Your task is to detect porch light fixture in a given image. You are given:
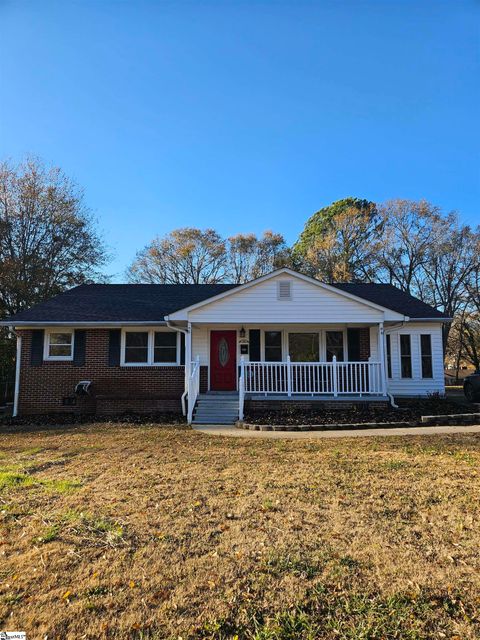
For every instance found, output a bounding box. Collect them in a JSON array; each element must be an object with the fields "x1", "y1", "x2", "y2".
[{"x1": 239, "y1": 326, "x2": 246, "y2": 339}]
